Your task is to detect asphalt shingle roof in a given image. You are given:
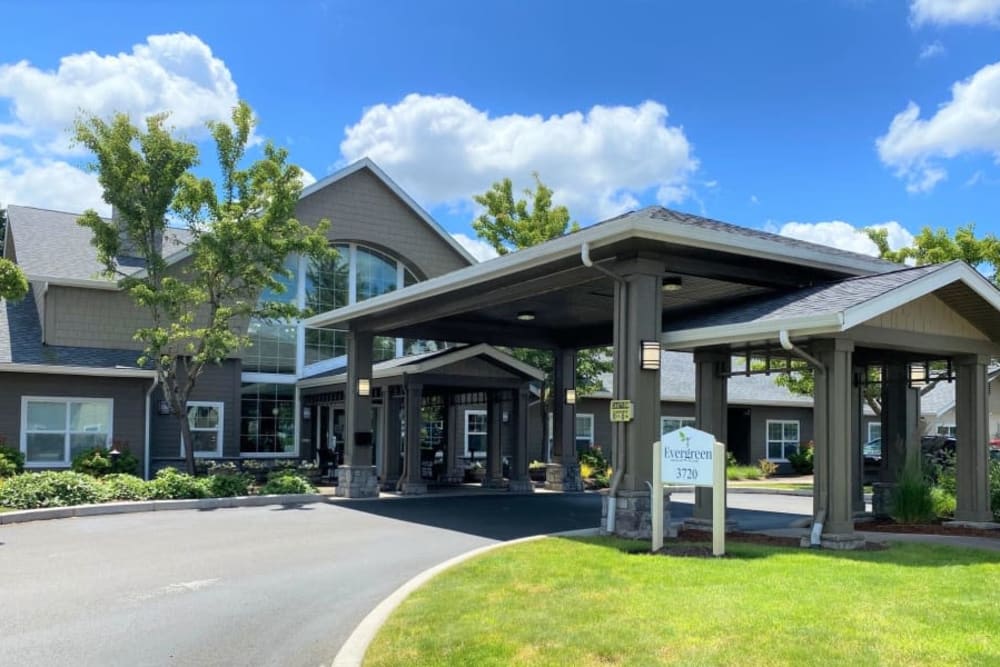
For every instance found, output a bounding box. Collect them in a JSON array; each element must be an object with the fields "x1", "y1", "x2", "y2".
[{"x1": 6, "y1": 205, "x2": 192, "y2": 282}]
